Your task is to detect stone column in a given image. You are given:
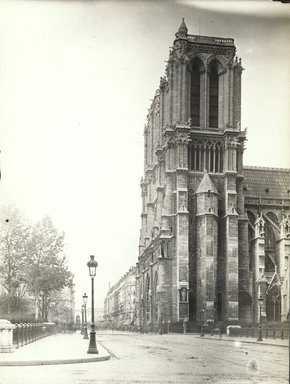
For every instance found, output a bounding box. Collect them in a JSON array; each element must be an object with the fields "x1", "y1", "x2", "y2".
[
  {"x1": 0, "y1": 320, "x2": 15, "y2": 353},
  {"x1": 160, "y1": 136, "x2": 175, "y2": 239},
  {"x1": 220, "y1": 173, "x2": 239, "y2": 322},
  {"x1": 252, "y1": 215, "x2": 266, "y2": 322},
  {"x1": 175, "y1": 128, "x2": 190, "y2": 321},
  {"x1": 233, "y1": 58, "x2": 243, "y2": 129},
  {"x1": 278, "y1": 216, "x2": 290, "y2": 321},
  {"x1": 228, "y1": 64, "x2": 234, "y2": 127},
  {"x1": 195, "y1": 174, "x2": 219, "y2": 321},
  {"x1": 158, "y1": 256, "x2": 173, "y2": 323}
]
